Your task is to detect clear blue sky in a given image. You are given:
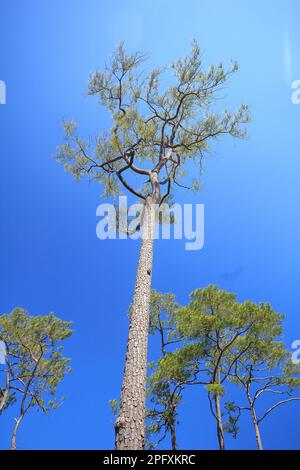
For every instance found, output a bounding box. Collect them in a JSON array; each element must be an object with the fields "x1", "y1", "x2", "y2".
[{"x1": 1, "y1": 0, "x2": 300, "y2": 450}]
